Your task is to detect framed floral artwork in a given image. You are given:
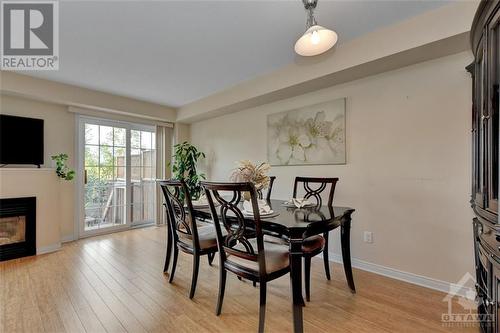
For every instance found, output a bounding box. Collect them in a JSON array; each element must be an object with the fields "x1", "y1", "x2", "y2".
[{"x1": 267, "y1": 98, "x2": 346, "y2": 165}]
